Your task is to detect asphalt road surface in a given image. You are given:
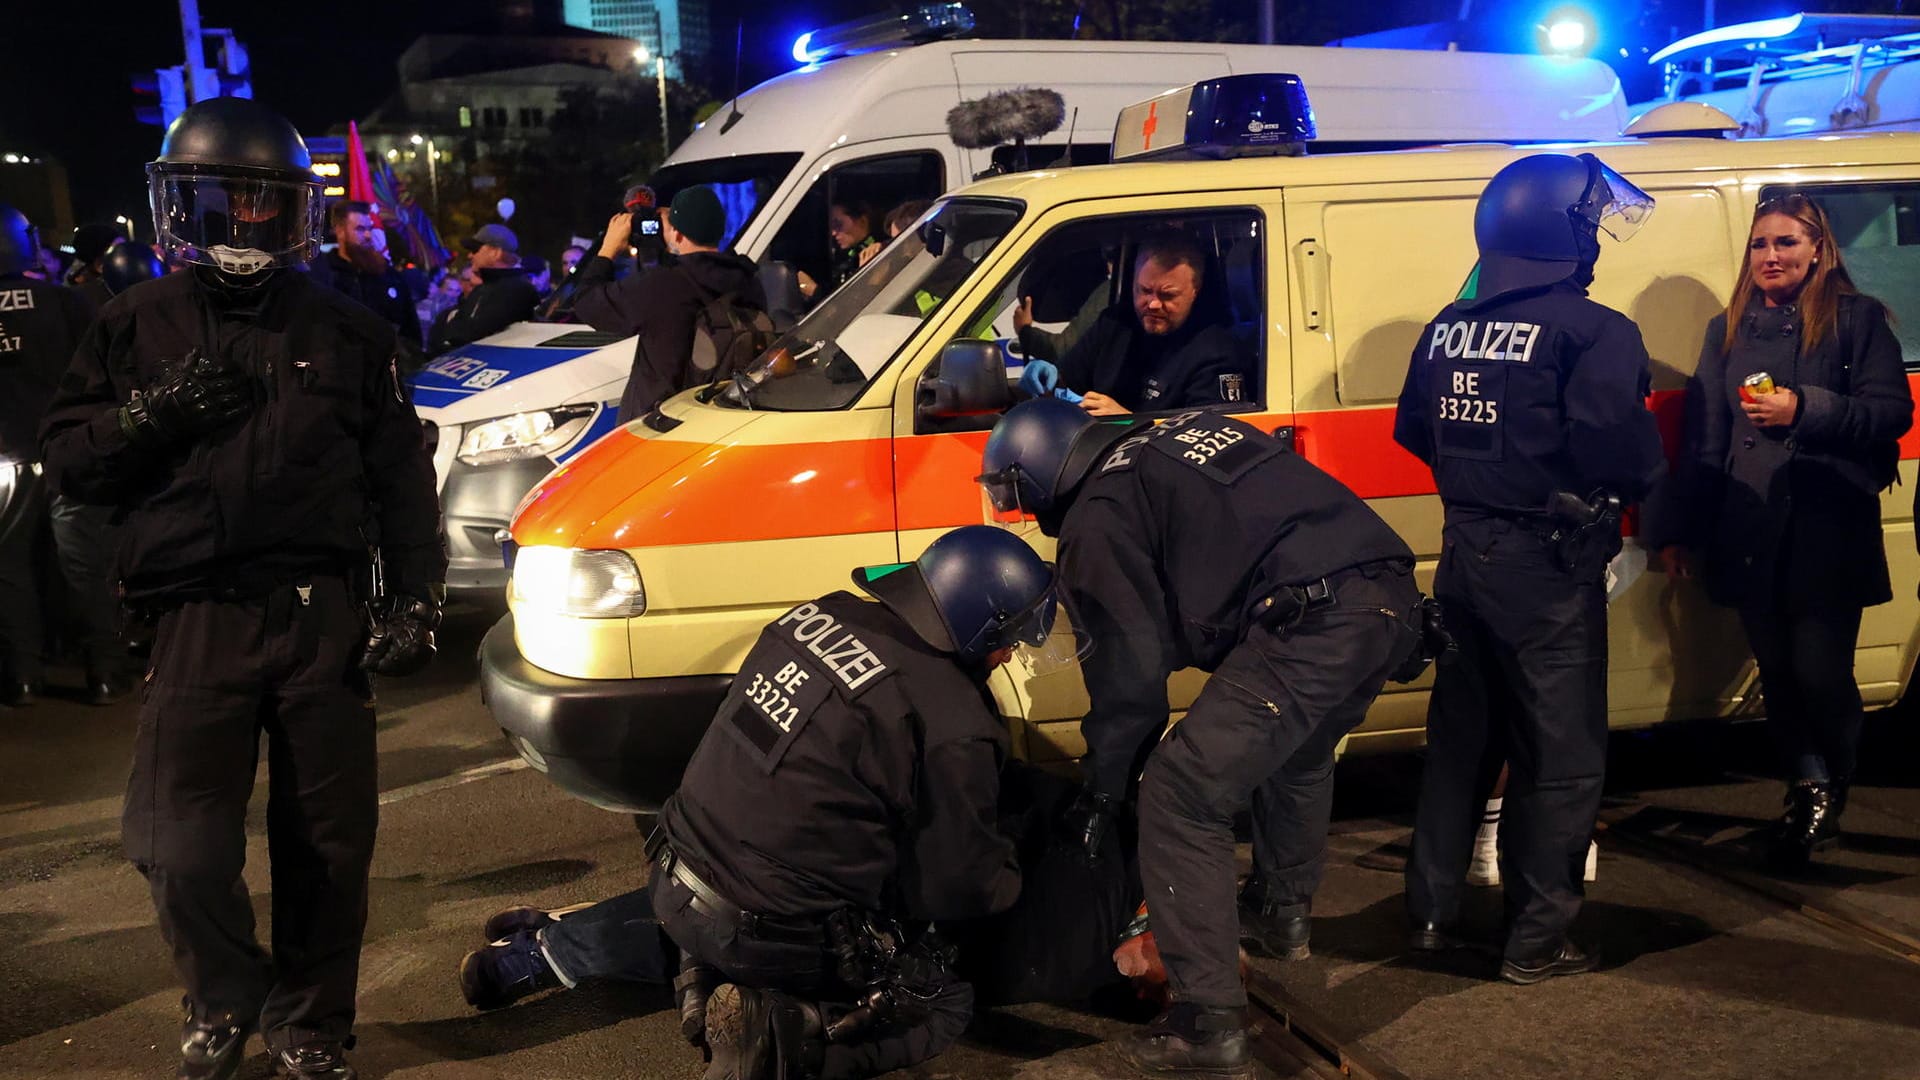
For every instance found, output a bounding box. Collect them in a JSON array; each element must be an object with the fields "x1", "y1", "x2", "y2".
[{"x1": 4, "y1": 604, "x2": 1917, "y2": 1079}]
